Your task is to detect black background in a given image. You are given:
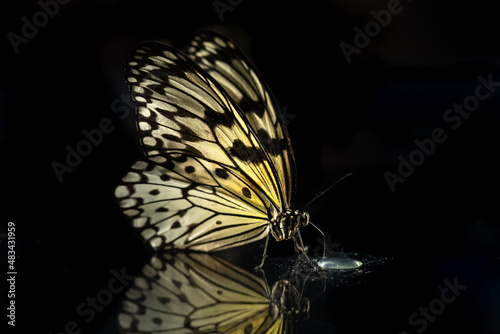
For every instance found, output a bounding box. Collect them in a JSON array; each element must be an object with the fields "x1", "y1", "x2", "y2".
[{"x1": 1, "y1": 0, "x2": 500, "y2": 333}]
